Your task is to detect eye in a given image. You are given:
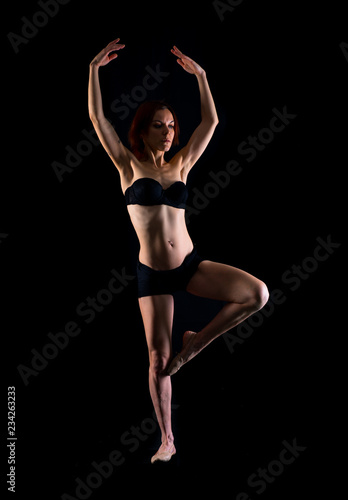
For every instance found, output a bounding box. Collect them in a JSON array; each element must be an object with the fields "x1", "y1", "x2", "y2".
[
  {"x1": 153, "y1": 123, "x2": 162, "y2": 128},
  {"x1": 169, "y1": 125, "x2": 174, "y2": 129}
]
